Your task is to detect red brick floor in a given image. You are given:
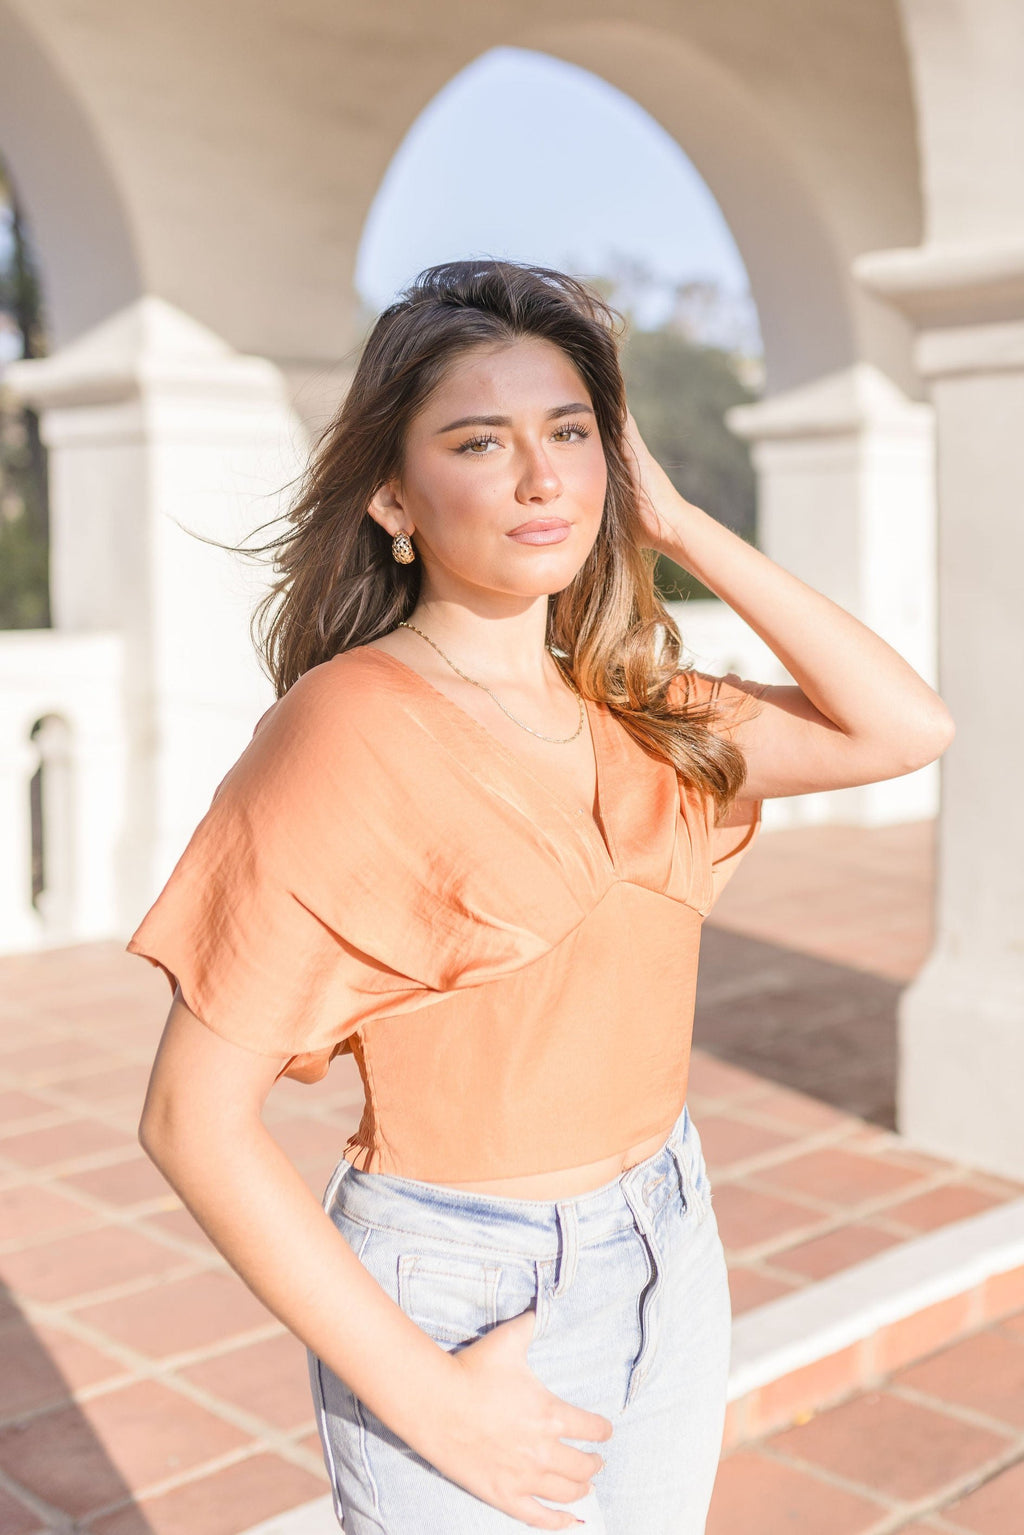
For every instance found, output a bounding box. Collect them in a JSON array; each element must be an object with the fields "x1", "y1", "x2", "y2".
[
  {"x1": 709, "y1": 1307, "x2": 1024, "y2": 1533},
  {"x1": 2, "y1": 819, "x2": 1022, "y2": 1533},
  {"x1": 684, "y1": 1051, "x2": 1023, "y2": 1321},
  {"x1": 0, "y1": 950, "x2": 348, "y2": 1535}
]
